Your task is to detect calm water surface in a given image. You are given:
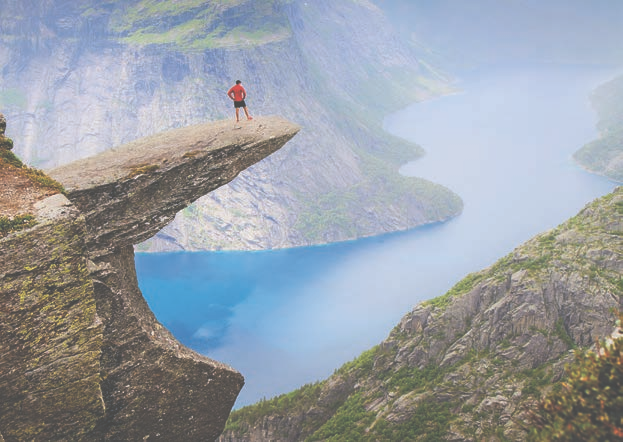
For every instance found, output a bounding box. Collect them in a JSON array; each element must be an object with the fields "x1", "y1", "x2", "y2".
[{"x1": 137, "y1": 66, "x2": 617, "y2": 407}]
